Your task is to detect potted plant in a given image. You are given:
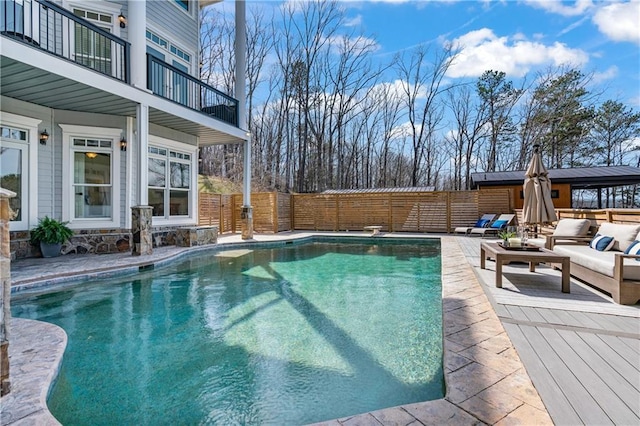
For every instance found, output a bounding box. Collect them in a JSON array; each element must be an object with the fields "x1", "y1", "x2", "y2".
[
  {"x1": 30, "y1": 216, "x2": 74, "y2": 258},
  {"x1": 498, "y1": 229, "x2": 516, "y2": 247}
]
